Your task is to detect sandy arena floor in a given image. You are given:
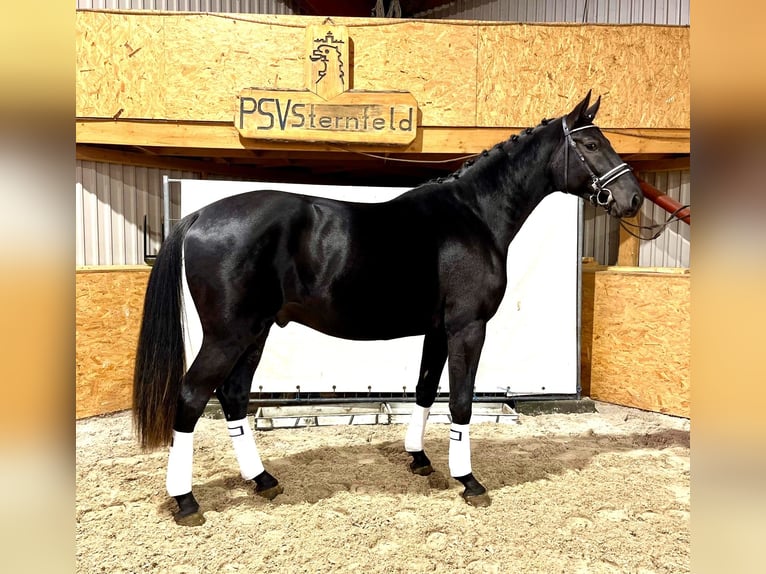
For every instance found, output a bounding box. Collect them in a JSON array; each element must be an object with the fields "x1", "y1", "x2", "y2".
[{"x1": 76, "y1": 402, "x2": 689, "y2": 573}]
